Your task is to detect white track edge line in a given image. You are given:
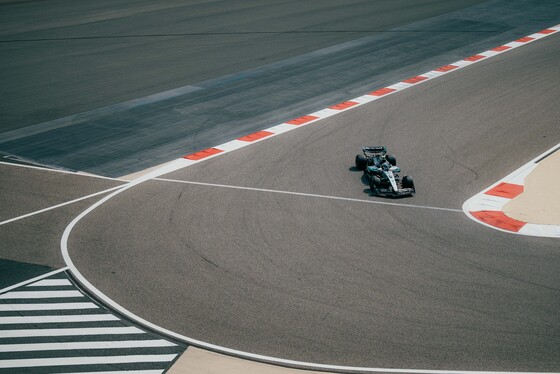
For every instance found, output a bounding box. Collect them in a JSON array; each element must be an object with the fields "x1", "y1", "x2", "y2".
[
  {"x1": 0, "y1": 185, "x2": 126, "y2": 226},
  {"x1": 0, "y1": 339, "x2": 176, "y2": 352},
  {"x1": 27, "y1": 279, "x2": 72, "y2": 287},
  {"x1": 0, "y1": 290, "x2": 84, "y2": 299},
  {"x1": 153, "y1": 178, "x2": 462, "y2": 213},
  {"x1": 0, "y1": 326, "x2": 145, "y2": 338},
  {"x1": 0, "y1": 354, "x2": 178, "y2": 368},
  {"x1": 0, "y1": 302, "x2": 98, "y2": 311},
  {"x1": 0, "y1": 314, "x2": 119, "y2": 324},
  {"x1": 59, "y1": 25, "x2": 560, "y2": 374}
]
